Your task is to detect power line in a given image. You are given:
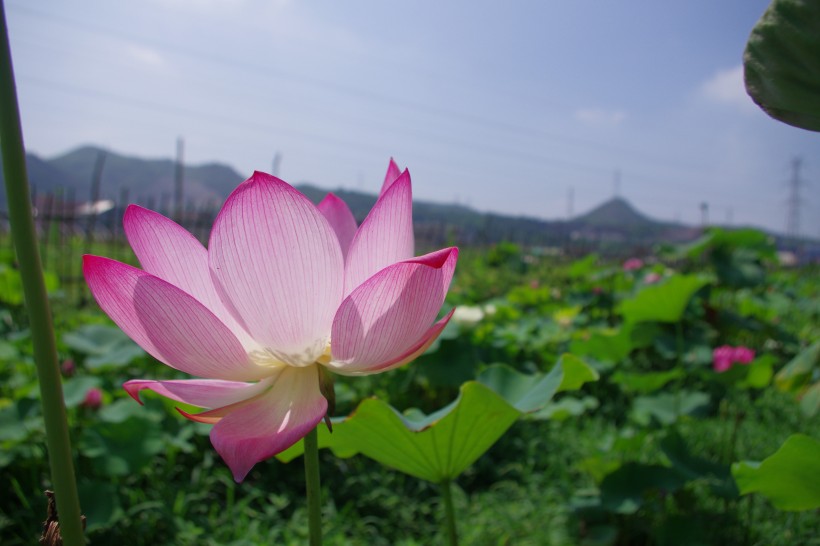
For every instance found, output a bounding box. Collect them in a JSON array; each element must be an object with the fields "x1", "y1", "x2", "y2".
[
  {"x1": 7, "y1": 2, "x2": 709, "y2": 172},
  {"x1": 18, "y1": 70, "x2": 788, "y2": 224}
]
